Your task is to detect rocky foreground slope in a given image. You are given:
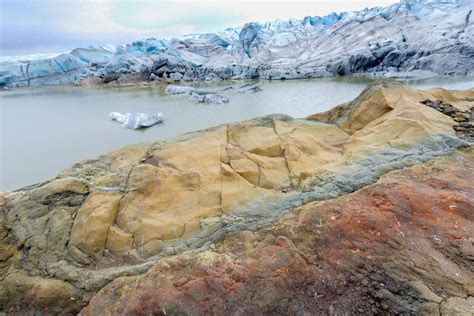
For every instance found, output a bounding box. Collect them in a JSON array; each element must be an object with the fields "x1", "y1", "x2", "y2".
[
  {"x1": 1, "y1": 0, "x2": 473, "y2": 87},
  {"x1": 1, "y1": 80, "x2": 473, "y2": 314}
]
